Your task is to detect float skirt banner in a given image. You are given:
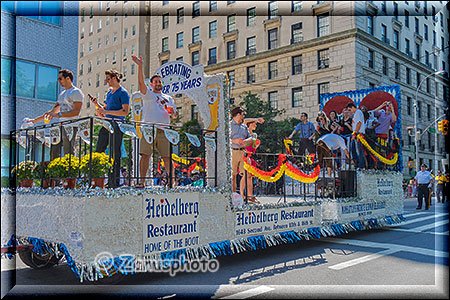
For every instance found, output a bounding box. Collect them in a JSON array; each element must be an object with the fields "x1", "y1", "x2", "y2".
[
  {"x1": 143, "y1": 193, "x2": 200, "y2": 254},
  {"x1": 234, "y1": 205, "x2": 321, "y2": 238}
]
